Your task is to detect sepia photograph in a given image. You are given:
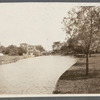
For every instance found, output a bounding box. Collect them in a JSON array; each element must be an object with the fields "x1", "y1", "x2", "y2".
[{"x1": 0, "y1": 3, "x2": 100, "y2": 96}]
